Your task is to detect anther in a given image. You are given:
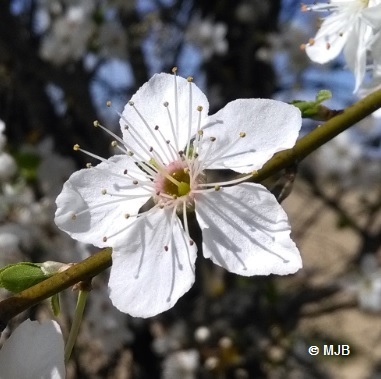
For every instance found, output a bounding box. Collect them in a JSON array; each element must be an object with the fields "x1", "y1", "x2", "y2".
[
  {"x1": 73, "y1": 144, "x2": 80, "y2": 151},
  {"x1": 106, "y1": 100, "x2": 112, "y2": 107},
  {"x1": 209, "y1": 137, "x2": 216, "y2": 142},
  {"x1": 124, "y1": 124, "x2": 129, "y2": 130},
  {"x1": 214, "y1": 185, "x2": 221, "y2": 191},
  {"x1": 149, "y1": 146, "x2": 154, "y2": 152},
  {"x1": 309, "y1": 38, "x2": 315, "y2": 46},
  {"x1": 166, "y1": 140, "x2": 170, "y2": 144},
  {"x1": 154, "y1": 125, "x2": 159, "y2": 130},
  {"x1": 239, "y1": 132, "x2": 246, "y2": 138},
  {"x1": 125, "y1": 213, "x2": 130, "y2": 219},
  {"x1": 128, "y1": 151, "x2": 134, "y2": 156},
  {"x1": 164, "y1": 245, "x2": 169, "y2": 251},
  {"x1": 172, "y1": 67, "x2": 177, "y2": 73},
  {"x1": 101, "y1": 189, "x2": 107, "y2": 195},
  {"x1": 93, "y1": 120, "x2": 100, "y2": 127},
  {"x1": 133, "y1": 180, "x2": 138, "y2": 185},
  {"x1": 111, "y1": 141, "x2": 117, "y2": 147},
  {"x1": 128, "y1": 101, "x2": 134, "y2": 106},
  {"x1": 189, "y1": 240, "x2": 194, "y2": 246},
  {"x1": 103, "y1": 236, "x2": 108, "y2": 242},
  {"x1": 86, "y1": 163, "x2": 92, "y2": 168},
  {"x1": 326, "y1": 42, "x2": 331, "y2": 50},
  {"x1": 163, "y1": 101, "x2": 169, "y2": 107},
  {"x1": 71, "y1": 214, "x2": 77, "y2": 220},
  {"x1": 184, "y1": 168, "x2": 189, "y2": 174},
  {"x1": 197, "y1": 105, "x2": 203, "y2": 111},
  {"x1": 198, "y1": 130, "x2": 203, "y2": 136},
  {"x1": 187, "y1": 76, "x2": 193, "y2": 82},
  {"x1": 124, "y1": 169, "x2": 128, "y2": 174}
]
